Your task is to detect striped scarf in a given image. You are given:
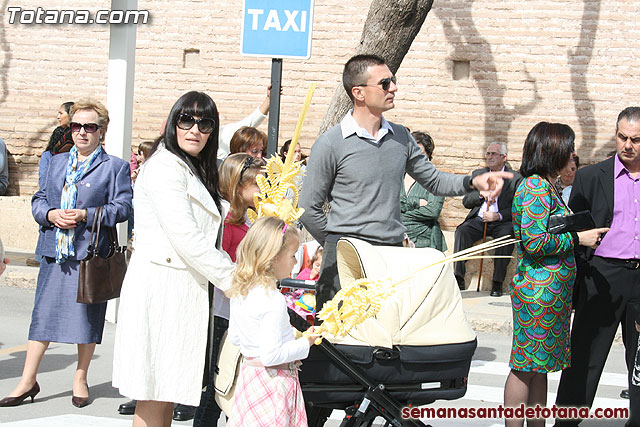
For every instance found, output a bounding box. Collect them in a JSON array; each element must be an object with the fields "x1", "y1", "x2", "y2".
[{"x1": 55, "y1": 145, "x2": 102, "y2": 264}]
